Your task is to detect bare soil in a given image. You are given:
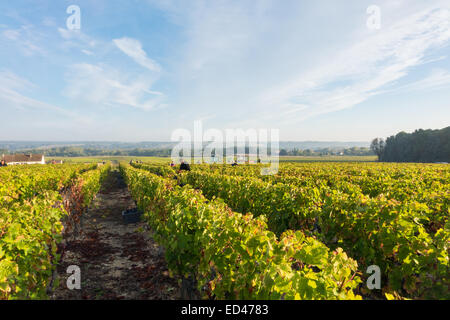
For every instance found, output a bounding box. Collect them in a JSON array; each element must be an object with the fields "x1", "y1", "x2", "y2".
[{"x1": 51, "y1": 169, "x2": 180, "y2": 300}]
